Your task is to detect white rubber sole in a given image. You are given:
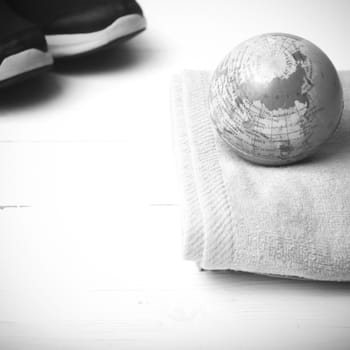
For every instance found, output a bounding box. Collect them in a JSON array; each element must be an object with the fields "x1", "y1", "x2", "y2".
[
  {"x1": 0, "y1": 49, "x2": 53, "y2": 84},
  {"x1": 46, "y1": 14, "x2": 146, "y2": 58}
]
